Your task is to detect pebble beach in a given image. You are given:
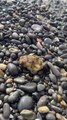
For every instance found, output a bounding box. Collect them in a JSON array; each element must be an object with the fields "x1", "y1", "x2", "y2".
[{"x1": 0, "y1": 0, "x2": 67, "y2": 120}]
